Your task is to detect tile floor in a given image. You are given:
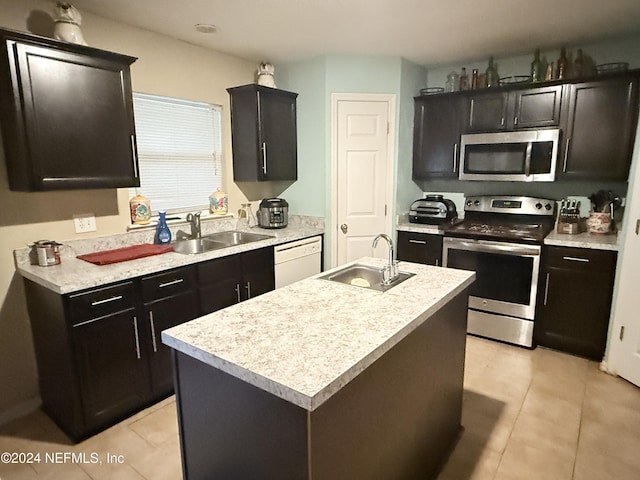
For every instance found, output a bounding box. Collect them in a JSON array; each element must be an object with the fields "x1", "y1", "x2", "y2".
[{"x1": 1, "y1": 336, "x2": 639, "y2": 479}]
